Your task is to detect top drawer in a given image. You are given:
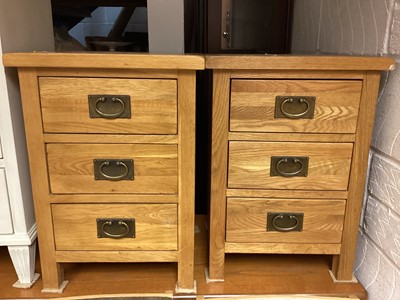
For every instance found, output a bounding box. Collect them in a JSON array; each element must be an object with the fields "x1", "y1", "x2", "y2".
[
  {"x1": 39, "y1": 77, "x2": 177, "y2": 134},
  {"x1": 230, "y1": 80, "x2": 362, "y2": 134}
]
